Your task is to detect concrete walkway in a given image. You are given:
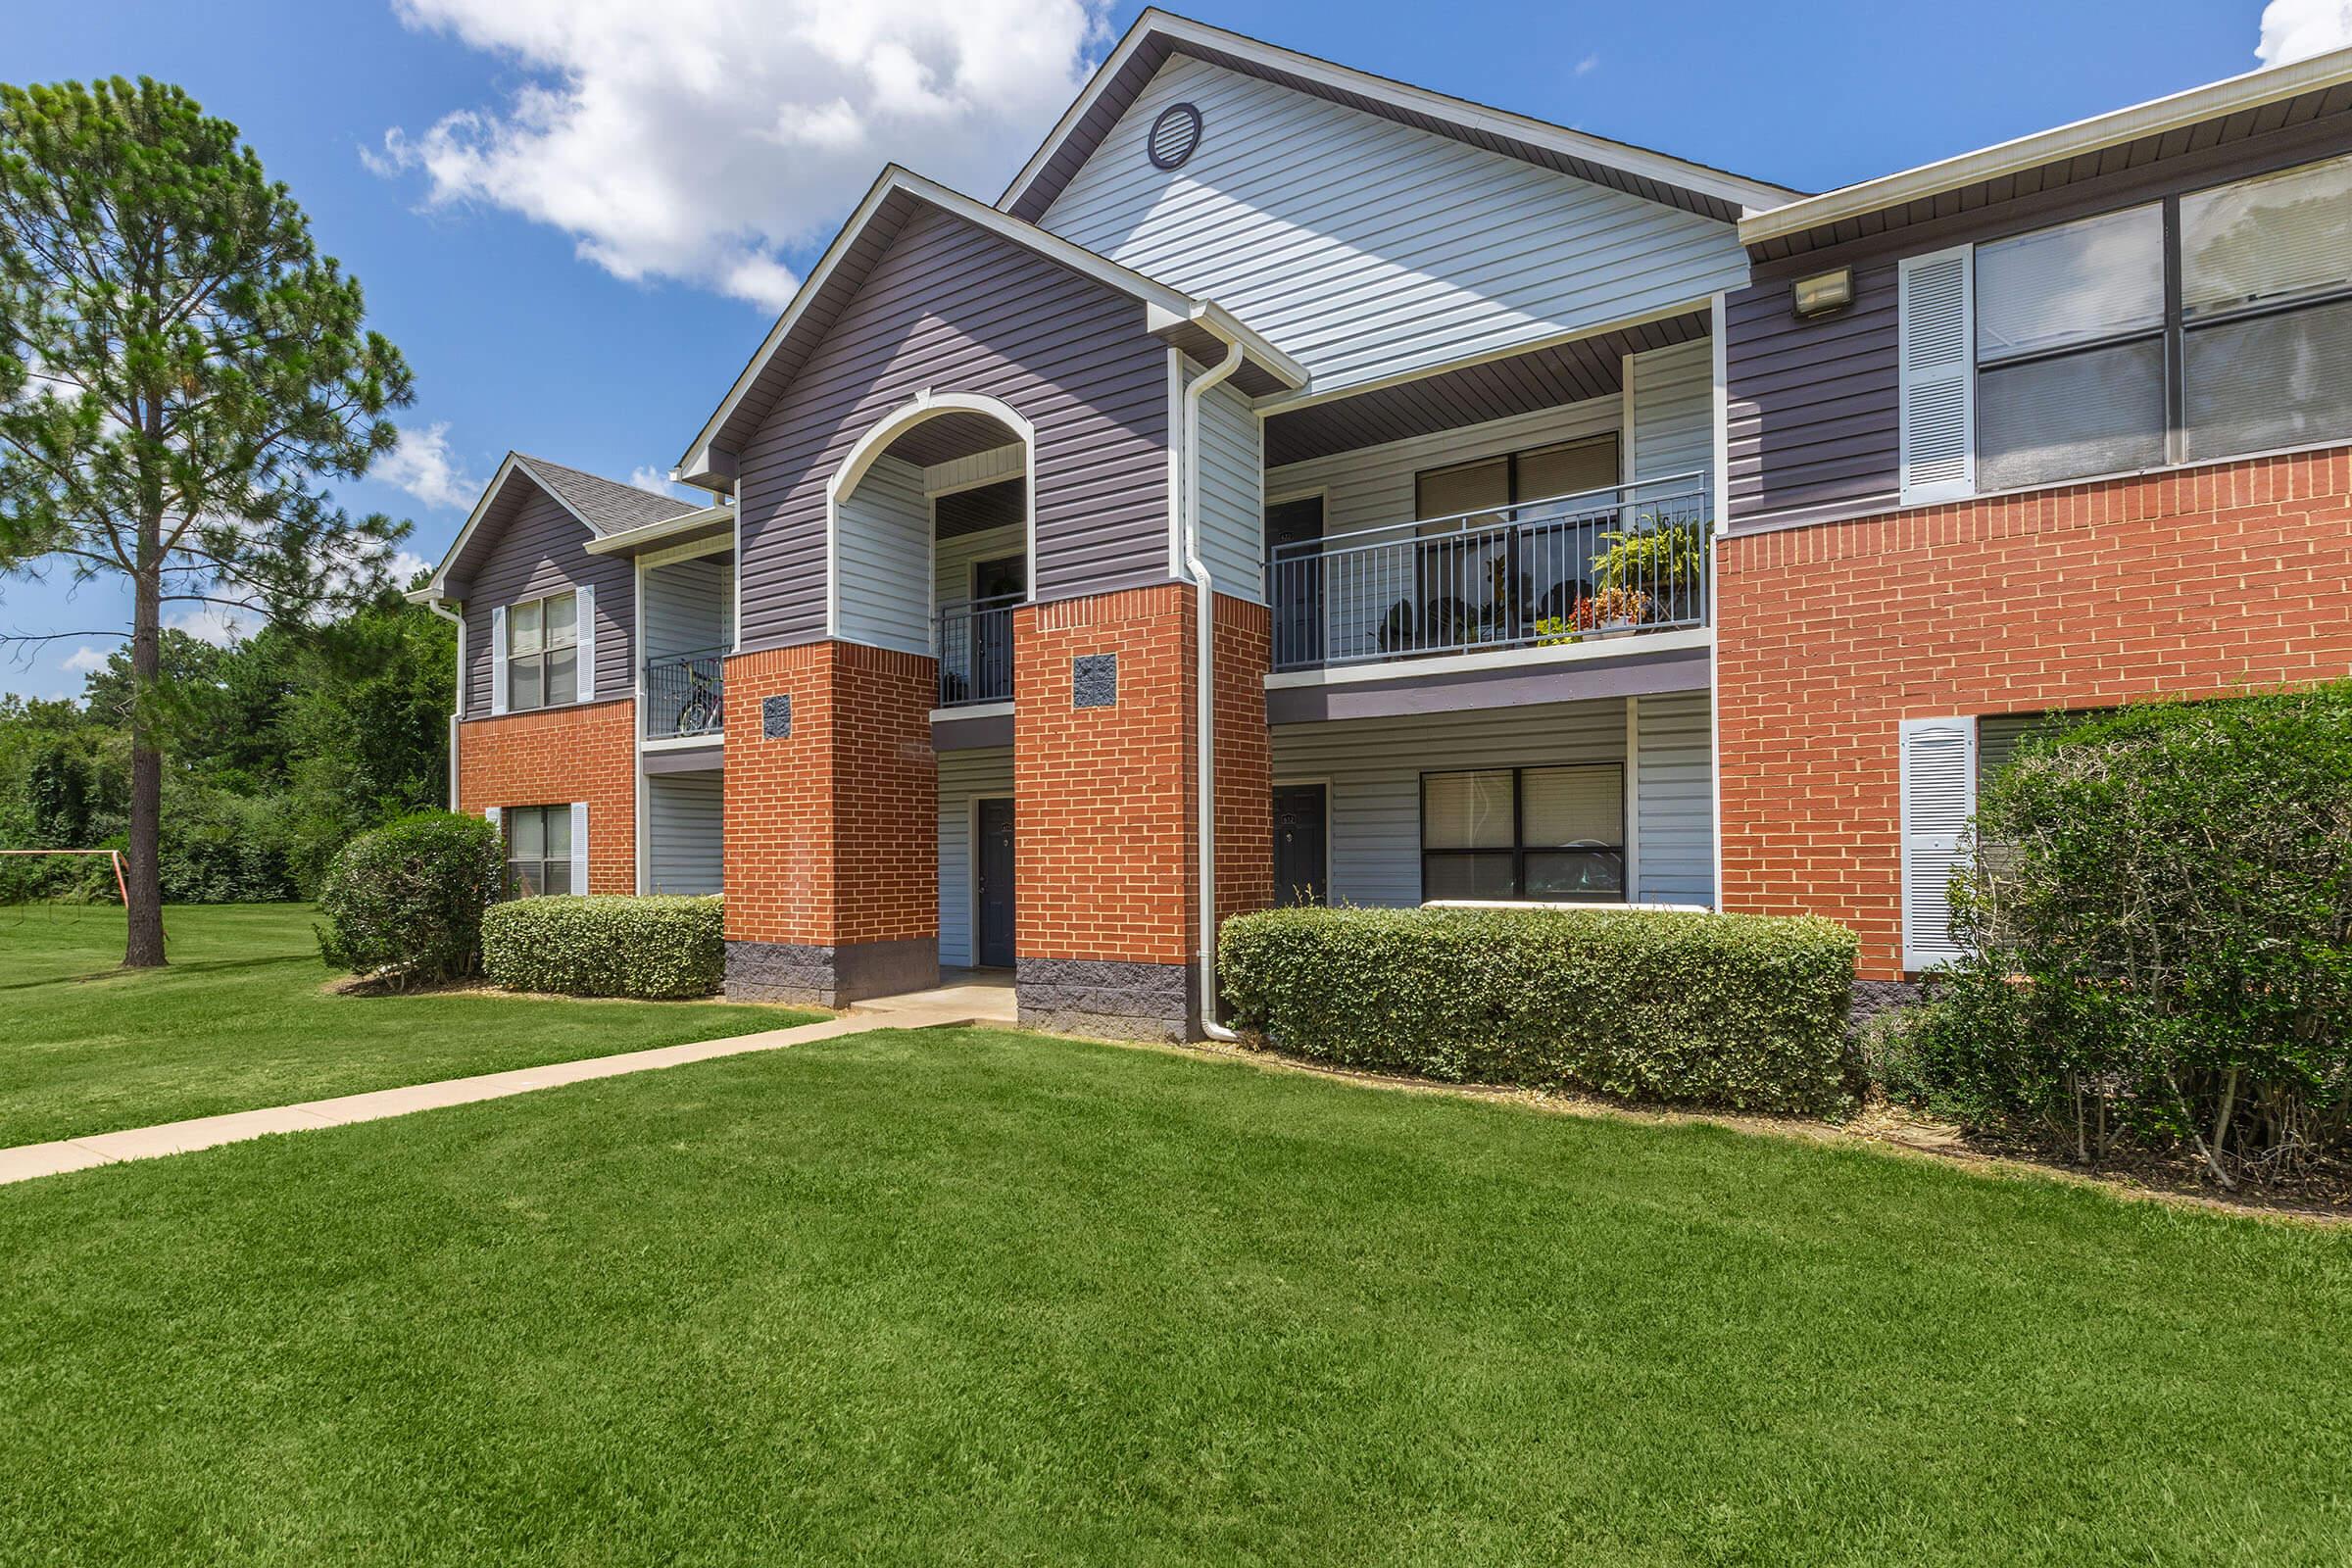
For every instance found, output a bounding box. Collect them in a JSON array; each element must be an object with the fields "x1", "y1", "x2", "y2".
[{"x1": 0, "y1": 977, "x2": 1018, "y2": 1188}]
